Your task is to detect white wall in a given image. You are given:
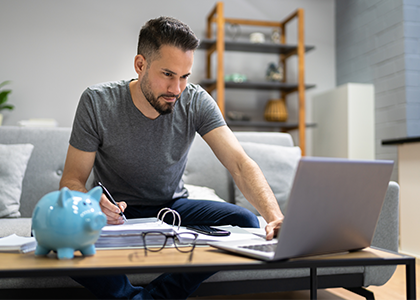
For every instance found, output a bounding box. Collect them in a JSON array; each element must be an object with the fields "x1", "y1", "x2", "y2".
[
  {"x1": 312, "y1": 83, "x2": 375, "y2": 159},
  {"x1": 0, "y1": 0, "x2": 335, "y2": 145}
]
